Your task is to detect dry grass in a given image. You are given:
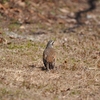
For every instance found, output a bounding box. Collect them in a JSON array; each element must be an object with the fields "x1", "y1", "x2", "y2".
[
  {"x1": 0, "y1": 25, "x2": 100, "y2": 100},
  {"x1": 0, "y1": 0, "x2": 100, "y2": 100}
]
